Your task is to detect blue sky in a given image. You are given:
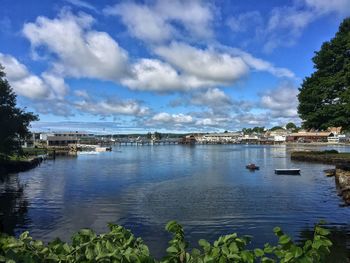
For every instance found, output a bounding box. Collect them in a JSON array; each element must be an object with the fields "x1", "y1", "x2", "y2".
[{"x1": 0, "y1": 0, "x2": 349, "y2": 134}]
